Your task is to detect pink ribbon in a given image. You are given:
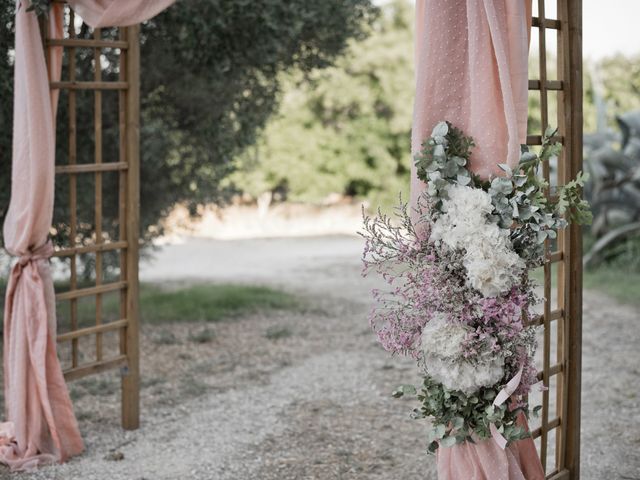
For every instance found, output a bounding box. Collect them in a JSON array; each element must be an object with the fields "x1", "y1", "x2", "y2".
[{"x1": 490, "y1": 366, "x2": 524, "y2": 449}]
